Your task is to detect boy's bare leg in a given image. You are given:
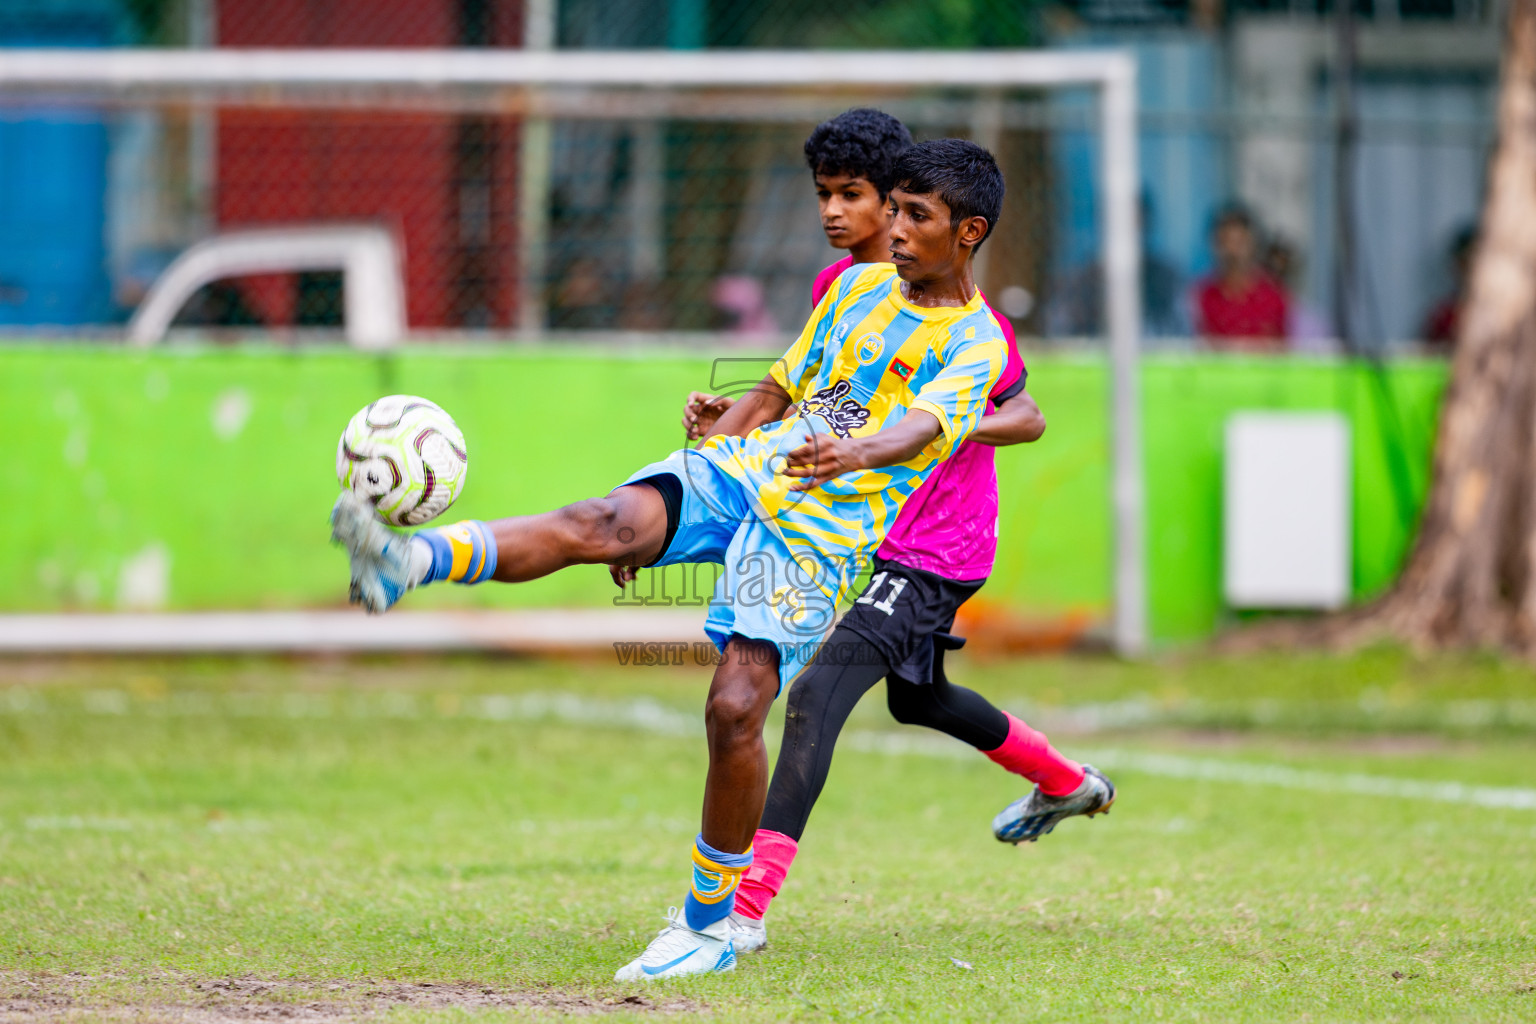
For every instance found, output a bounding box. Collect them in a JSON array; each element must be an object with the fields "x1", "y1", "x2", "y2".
[
  {"x1": 612, "y1": 635, "x2": 780, "y2": 982},
  {"x1": 487, "y1": 485, "x2": 669, "y2": 582},
  {"x1": 701, "y1": 637, "x2": 781, "y2": 853},
  {"x1": 331, "y1": 483, "x2": 670, "y2": 612}
]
